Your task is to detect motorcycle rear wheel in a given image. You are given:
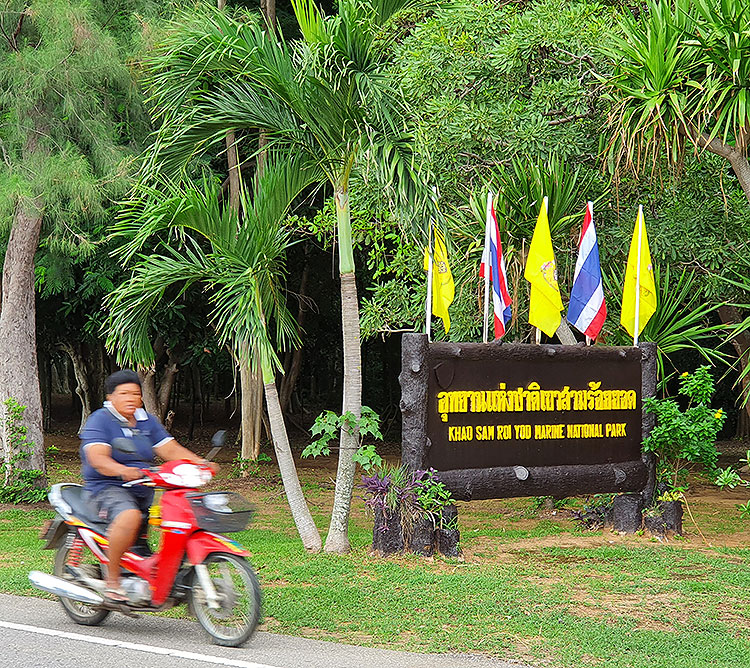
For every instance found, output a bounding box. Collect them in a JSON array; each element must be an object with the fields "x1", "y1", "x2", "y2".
[
  {"x1": 54, "y1": 539, "x2": 111, "y2": 626},
  {"x1": 189, "y1": 552, "x2": 261, "y2": 647}
]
